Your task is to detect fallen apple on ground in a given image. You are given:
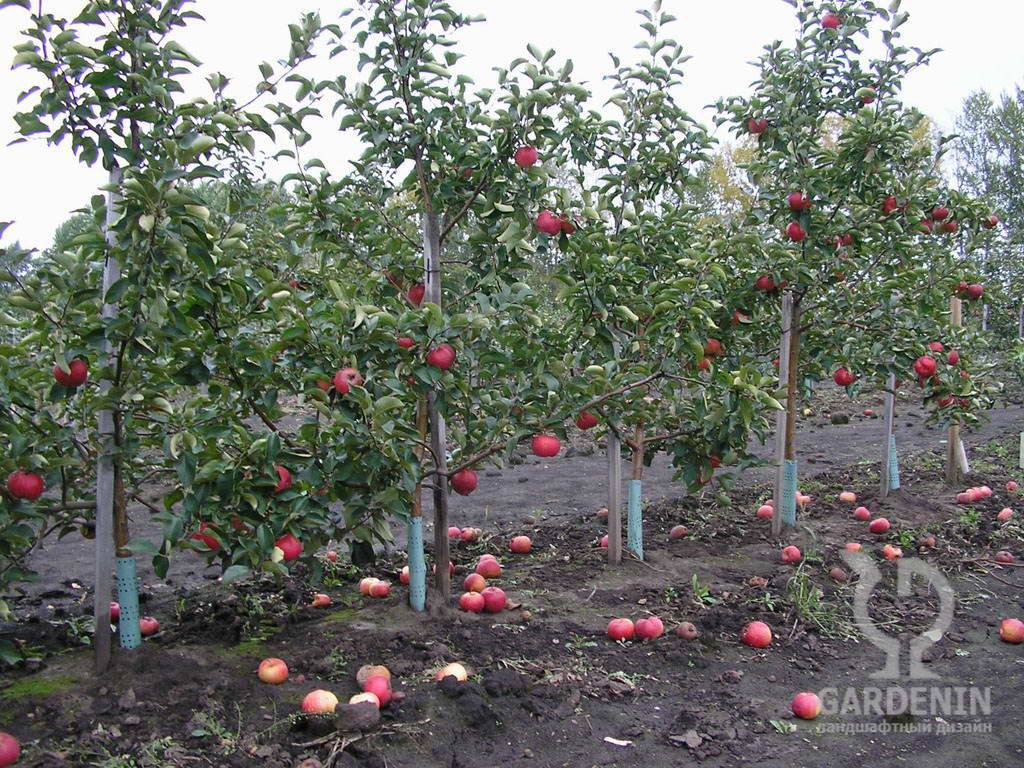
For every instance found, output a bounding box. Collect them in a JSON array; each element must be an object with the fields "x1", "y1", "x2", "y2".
[
  {"x1": 139, "y1": 616, "x2": 160, "y2": 636},
  {"x1": 995, "y1": 551, "x2": 1015, "y2": 565},
  {"x1": 635, "y1": 616, "x2": 664, "y2": 641},
  {"x1": 676, "y1": 622, "x2": 699, "y2": 640},
  {"x1": 464, "y1": 573, "x2": 486, "y2": 592},
  {"x1": 362, "y1": 675, "x2": 392, "y2": 706},
  {"x1": 599, "y1": 535, "x2": 609, "y2": 548},
  {"x1": 607, "y1": 618, "x2": 636, "y2": 641},
  {"x1": 356, "y1": 664, "x2": 390, "y2": 688},
  {"x1": 459, "y1": 591, "x2": 485, "y2": 613},
  {"x1": 669, "y1": 525, "x2": 688, "y2": 540},
  {"x1": 829, "y1": 567, "x2": 848, "y2": 583},
  {"x1": 844, "y1": 542, "x2": 862, "y2": 552},
  {"x1": 510, "y1": 535, "x2": 532, "y2": 554},
  {"x1": 999, "y1": 619, "x2": 1024, "y2": 644},
  {"x1": 0, "y1": 732, "x2": 19, "y2": 767},
  {"x1": 839, "y1": 491, "x2": 857, "y2": 503},
  {"x1": 436, "y1": 662, "x2": 468, "y2": 682},
  {"x1": 1007, "y1": 481, "x2": 1019, "y2": 493},
  {"x1": 882, "y1": 544, "x2": 902, "y2": 561},
  {"x1": 109, "y1": 601, "x2": 120, "y2": 622},
  {"x1": 311, "y1": 593, "x2": 331, "y2": 608},
  {"x1": 756, "y1": 505, "x2": 774, "y2": 520},
  {"x1": 853, "y1": 506, "x2": 871, "y2": 521},
  {"x1": 998, "y1": 508, "x2": 1014, "y2": 522},
  {"x1": 349, "y1": 691, "x2": 381, "y2": 708},
  {"x1": 481, "y1": 586, "x2": 507, "y2": 613},
  {"x1": 781, "y1": 545, "x2": 802, "y2": 564},
  {"x1": 369, "y1": 581, "x2": 391, "y2": 598},
  {"x1": 258, "y1": 658, "x2": 289, "y2": 685},
  {"x1": 740, "y1": 621, "x2": 772, "y2": 649},
  {"x1": 869, "y1": 518, "x2": 891, "y2": 534},
  {"x1": 475, "y1": 557, "x2": 501, "y2": 578},
  {"x1": 302, "y1": 689, "x2": 338, "y2": 714},
  {"x1": 791, "y1": 691, "x2": 822, "y2": 719},
  {"x1": 399, "y1": 566, "x2": 410, "y2": 585}
]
